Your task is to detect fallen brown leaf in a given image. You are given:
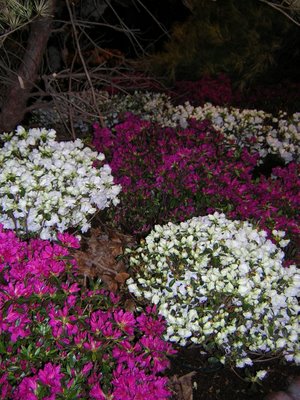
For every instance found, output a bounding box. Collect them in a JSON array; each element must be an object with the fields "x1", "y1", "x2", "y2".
[
  {"x1": 115, "y1": 272, "x2": 130, "y2": 283},
  {"x1": 124, "y1": 299, "x2": 137, "y2": 313},
  {"x1": 170, "y1": 371, "x2": 197, "y2": 400}
]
